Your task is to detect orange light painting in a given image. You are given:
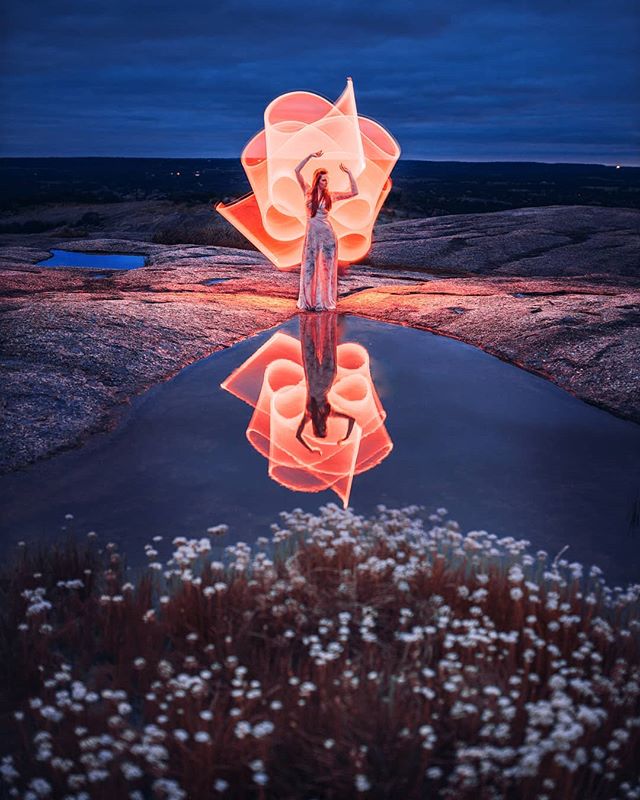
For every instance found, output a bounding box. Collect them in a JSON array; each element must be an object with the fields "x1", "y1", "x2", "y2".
[
  {"x1": 215, "y1": 77, "x2": 400, "y2": 270},
  {"x1": 220, "y1": 314, "x2": 393, "y2": 508}
]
